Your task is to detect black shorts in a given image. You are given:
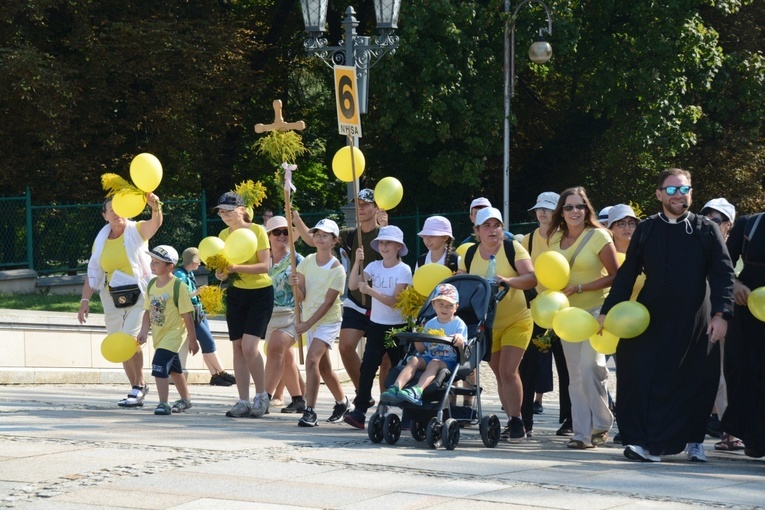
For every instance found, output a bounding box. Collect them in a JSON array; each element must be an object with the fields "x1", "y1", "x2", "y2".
[
  {"x1": 341, "y1": 306, "x2": 371, "y2": 332},
  {"x1": 226, "y1": 285, "x2": 274, "y2": 341},
  {"x1": 151, "y1": 348, "x2": 183, "y2": 378}
]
